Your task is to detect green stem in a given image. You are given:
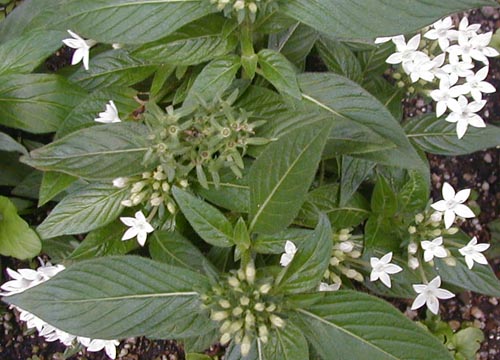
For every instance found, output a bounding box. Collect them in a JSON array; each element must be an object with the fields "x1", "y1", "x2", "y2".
[
  {"x1": 240, "y1": 19, "x2": 255, "y2": 57},
  {"x1": 418, "y1": 261, "x2": 428, "y2": 283},
  {"x1": 147, "y1": 206, "x2": 159, "y2": 222}
]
